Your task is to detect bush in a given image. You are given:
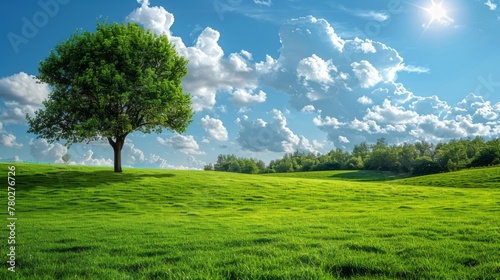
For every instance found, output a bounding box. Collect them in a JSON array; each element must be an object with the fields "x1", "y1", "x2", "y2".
[{"x1": 412, "y1": 157, "x2": 443, "y2": 176}]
